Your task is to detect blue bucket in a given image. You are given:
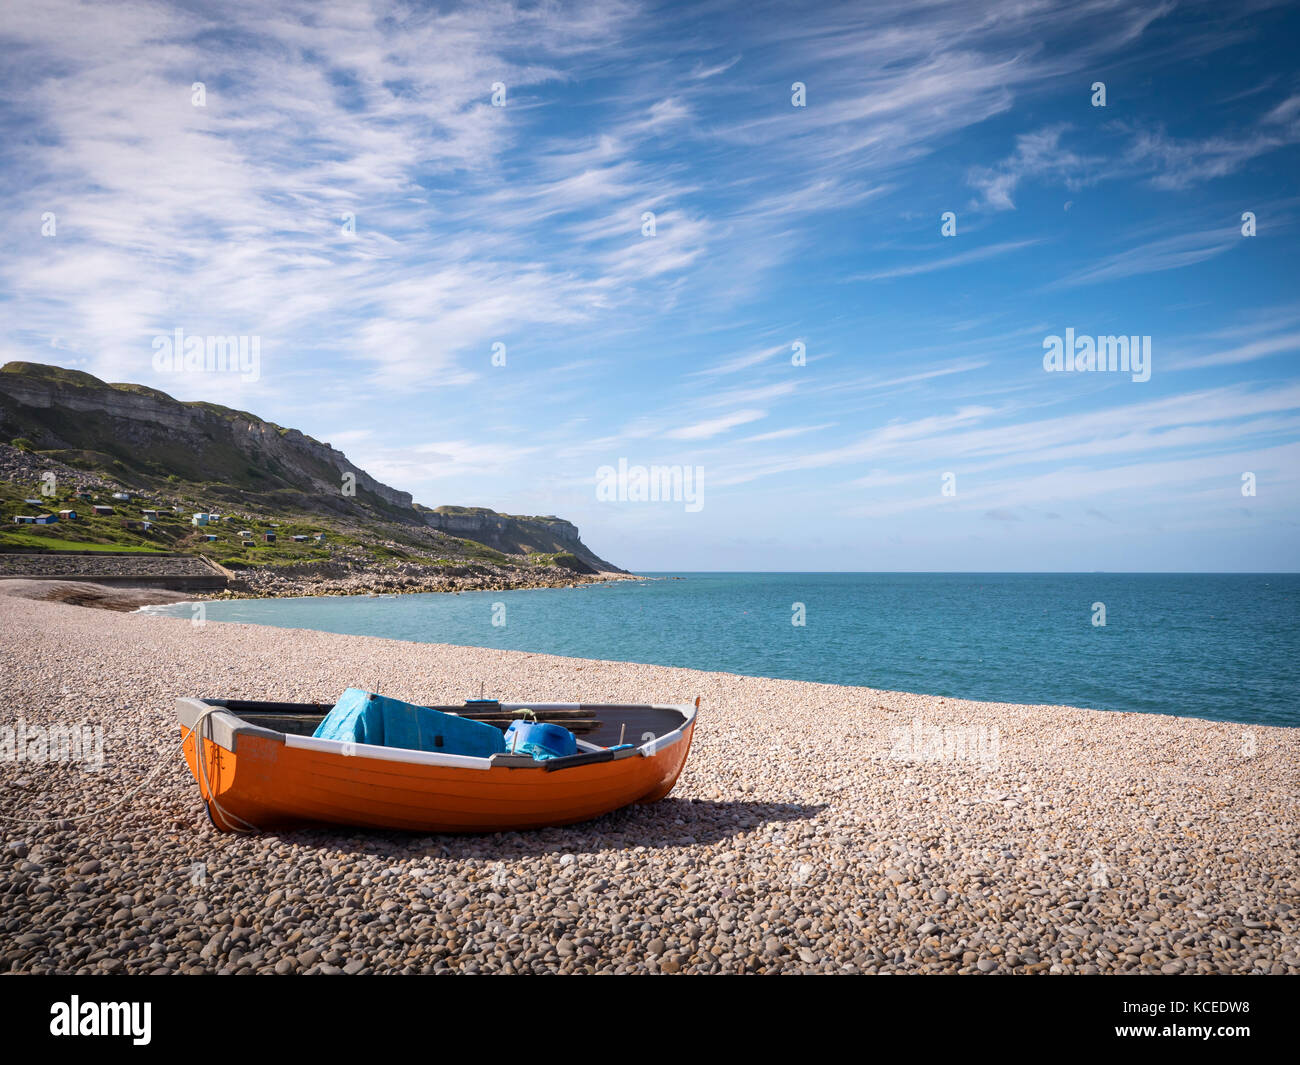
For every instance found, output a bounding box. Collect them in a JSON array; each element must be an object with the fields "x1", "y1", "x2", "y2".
[{"x1": 503, "y1": 720, "x2": 578, "y2": 760}]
